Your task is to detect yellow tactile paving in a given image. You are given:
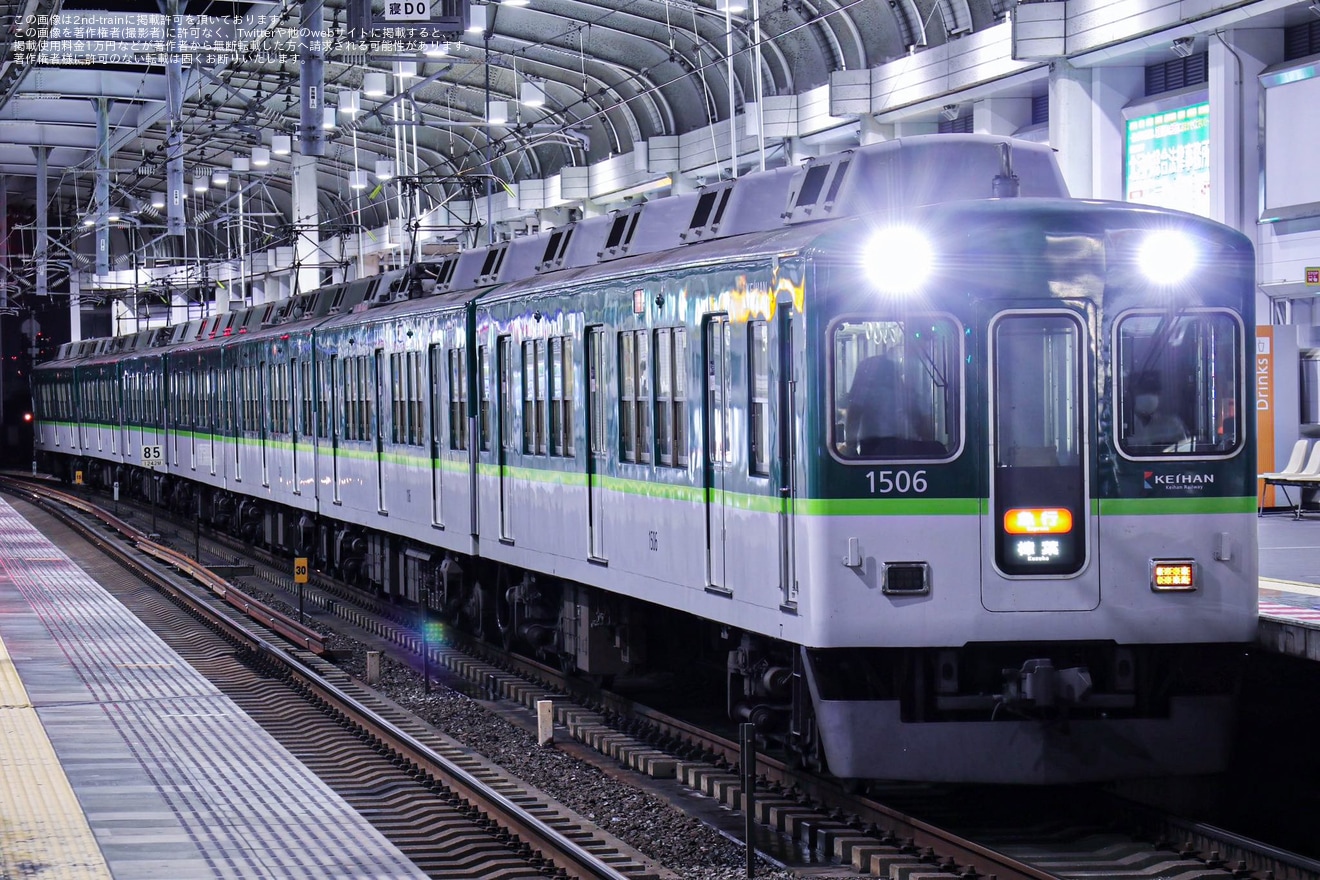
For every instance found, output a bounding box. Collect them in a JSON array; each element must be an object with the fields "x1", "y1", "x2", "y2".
[{"x1": 0, "y1": 635, "x2": 113, "y2": 880}]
